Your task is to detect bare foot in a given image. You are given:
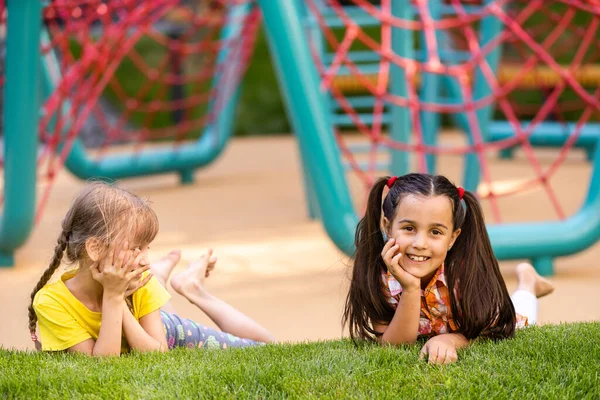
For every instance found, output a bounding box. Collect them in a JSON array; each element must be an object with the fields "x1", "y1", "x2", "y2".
[
  {"x1": 150, "y1": 250, "x2": 181, "y2": 287},
  {"x1": 171, "y1": 249, "x2": 217, "y2": 298},
  {"x1": 516, "y1": 262, "x2": 555, "y2": 298}
]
